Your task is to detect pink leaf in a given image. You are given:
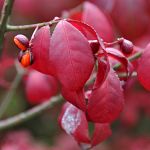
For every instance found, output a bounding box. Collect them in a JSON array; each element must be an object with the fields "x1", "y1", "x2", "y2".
[
  {"x1": 67, "y1": 2, "x2": 114, "y2": 42},
  {"x1": 112, "y1": 0, "x2": 149, "y2": 40},
  {"x1": 61, "y1": 87, "x2": 86, "y2": 111},
  {"x1": 30, "y1": 25, "x2": 53, "y2": 75},
  {"x1": 82, "y1": 2, "x2": 114, "y2": 42},
  {"x1": 137, "y1": 43, "x2": 150, "y2": 91},
  {"x1": 90, "y1": 0, "x2": 115, "y2": 13},
  {"x1": 87, "y1": 68, "x2": 124, "y2": 123},
  {"x1": 68, "y1": 20, "x2": 110, "y2": 88},
  {"x1": 58, "y1": 102, "x2": 90, "y2": 143},
  {"x1": 25, "y1": 70, "x2": 58, "y2": 105},
  {"x1": 59, "y1": 103, "x2": 112, "y2": 148},
  {"x1": 50, "y1": 20, "x2": 95, "y2": 91},
  {"x1": 68, "y1": 19, "x2": 98, "y2": 41},
  {"x1": 68, "y1": 19, "x2": 105, "y2": 50},
  {"x1": 91, "y1": 123, "x2": 112, "y2": 147},
  {"x1": 93, "y1": 58, "x2": 110, "y2": 89}
]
